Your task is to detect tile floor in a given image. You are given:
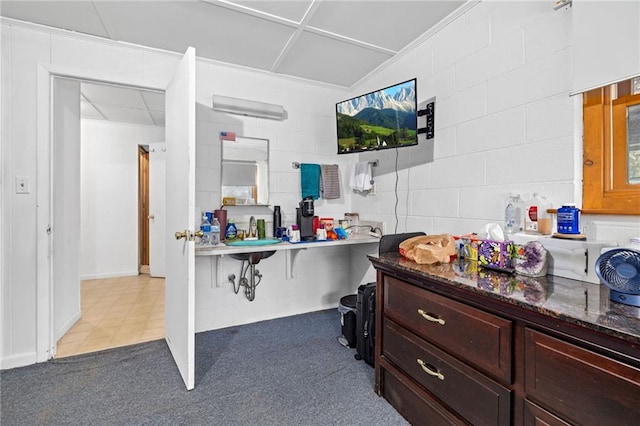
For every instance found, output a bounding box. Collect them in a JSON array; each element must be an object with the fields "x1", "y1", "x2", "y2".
[{"x1": 55, "y1": 273, "x2": 165, "y2": 358}]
